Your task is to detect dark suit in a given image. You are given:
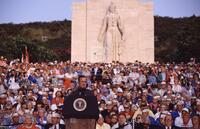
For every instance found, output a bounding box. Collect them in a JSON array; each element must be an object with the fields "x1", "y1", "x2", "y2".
[
  {"x1": 158, "y1": 125, "x2": 181, "y2": 129},
  {"x1": 64, "y1": 88, "x2": 99, "y2": 129},
  {"x1": 45, "y1": 124, "x2": 65, "y2": 129},
  {"x1": 133, "y1": 123, "x2": 179, "y2": 129}
]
